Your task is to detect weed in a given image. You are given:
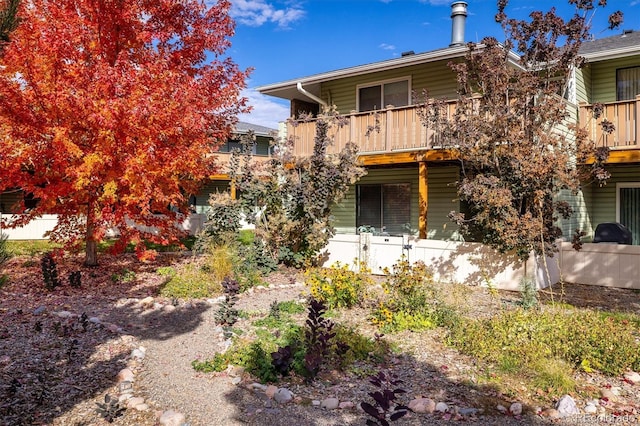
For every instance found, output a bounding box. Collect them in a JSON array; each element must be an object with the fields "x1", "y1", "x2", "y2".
[
  {"x1": 0, "y1": 232, "x2": 9, "y2": 266},
  {"x1": 111, "y1": 268, "x2": 136, "y2": 283},
  {"x1": 95, "y1": 394, "x2": 125, "y2": 423},
  {"x1": 530, "y1": 358, "x2": 576, "y2": 395},
  {"x1": 519, "y1": 276, "x2": 538, "y2": 309}
]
